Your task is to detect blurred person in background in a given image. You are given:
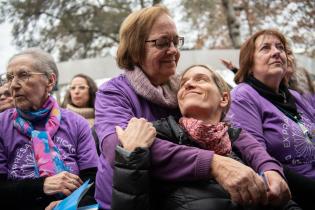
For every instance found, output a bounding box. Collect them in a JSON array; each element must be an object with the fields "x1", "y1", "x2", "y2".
[
  {"x1": 0, "y1": 82, "x2": 14, "y2": 112},
  {"x1": 0, "y1": 48, "x2": 98, "y2": 210},
  {"x1": 62, "y1": 73, "x2": 100, "y2": 154},
  {"x1": 62, "y1": 74, "x2": 98, "y2": 128}
]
